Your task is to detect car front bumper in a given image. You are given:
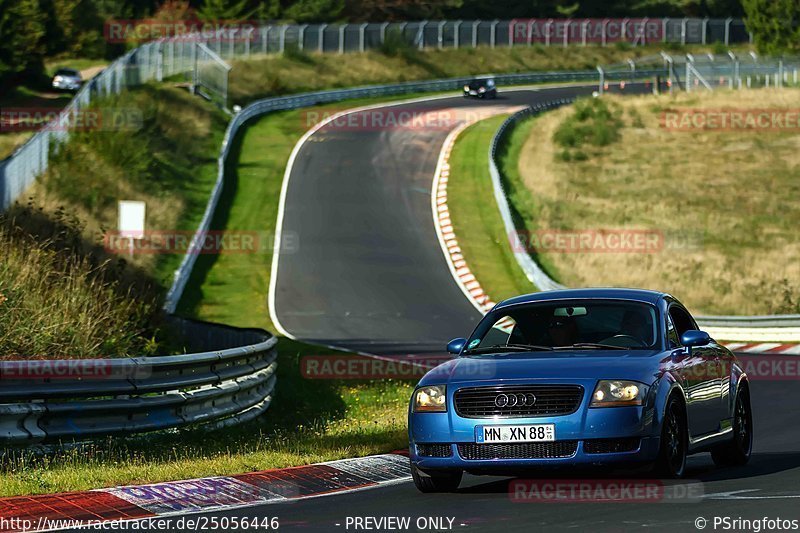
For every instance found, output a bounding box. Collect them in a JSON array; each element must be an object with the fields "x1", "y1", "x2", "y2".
[{"x1": 409, "y1": 381, "x2": 661, "y2": 471}]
